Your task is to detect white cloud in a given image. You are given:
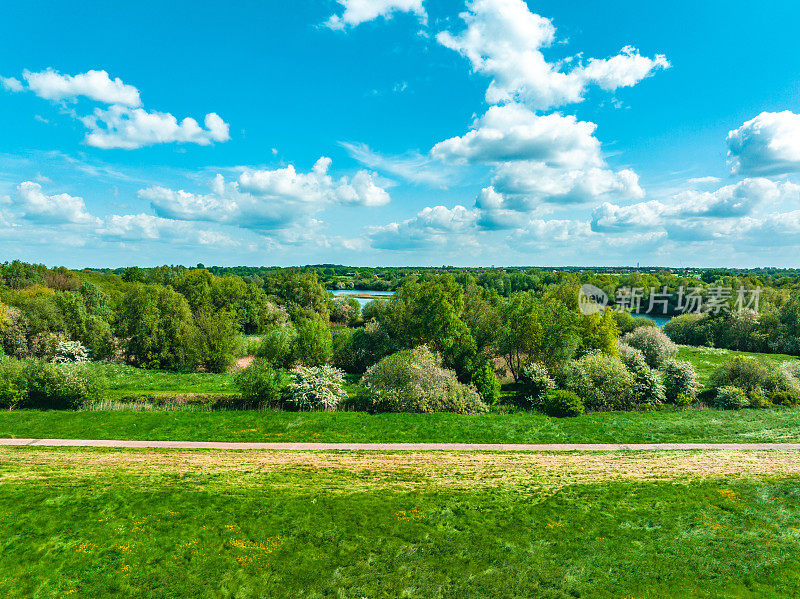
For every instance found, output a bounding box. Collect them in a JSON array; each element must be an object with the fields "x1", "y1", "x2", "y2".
[
  {"x1": 325, "y1": 0, "x2": 426, "y2": 30},
  {"x1": 81, "y1": 106, "x2": 230, "y2": 149},
  {"x1": 727, "y1": 111, "x2": 800, "y2": 175},
  {"x1": 368, "y1": 204, "x2": 478, "y2": 250},
  {"x1": 1, "y1": 76, "x2": 23, "y2": 92},
  {"x1": 591, "y1": 178, "x2": 800, "y2": 236},
  {"x1": 141, "y1": 159, "x2": 390, "y2": 232},
  {"x1": 491, "y1": 163, "x2": 643, "y2": 206},
  {"x1": 430, "y1": 103, "x2": 602, "y2": 167},
  {"x1": 20, "y1": 69, "x2": 141, "y2": 106},
  {"x1": 15, "y1": 181, "x2": 97, "y2": 225},
  {"x1": 96, "y1": 213, "x2": 237, "y2": 246},
  {"x1": 2, "y1": 68, "x2": 229, "y2": 149},
  {"x1": 509, "y1": 218, "x2": 592, "y2": 247},
  {"x1": 437, "y1": 0, "x2": 668, "y2": 110},
  {"x1": 341, "y1": 142, "x2": 454, "y2": 186}
]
